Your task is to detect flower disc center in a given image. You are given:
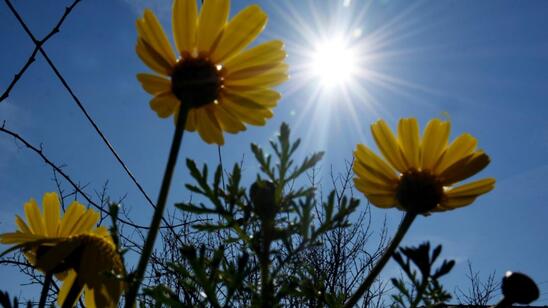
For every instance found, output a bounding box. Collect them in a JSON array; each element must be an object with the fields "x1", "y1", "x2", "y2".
[
  {"x1": 171, "y1": 59, "x2": 221, "y2": 108},
  {"x1": 396, "y1": 170, "x2": 444, "y2": 214}
]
